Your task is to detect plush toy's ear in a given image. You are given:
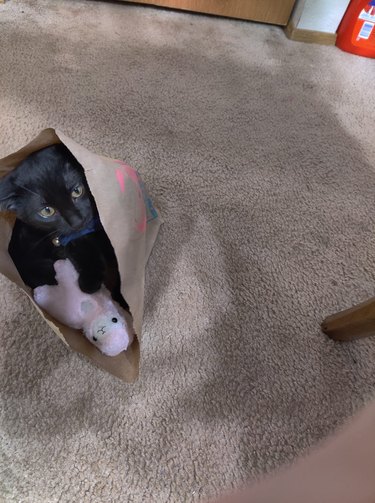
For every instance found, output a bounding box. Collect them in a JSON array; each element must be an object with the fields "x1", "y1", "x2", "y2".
[
  {"x1": 80, "y1": 300, "x2": 96, "y2": 315},
  {"x1": 0, "y1": 174, "x2": 18, "y2": 212}
]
